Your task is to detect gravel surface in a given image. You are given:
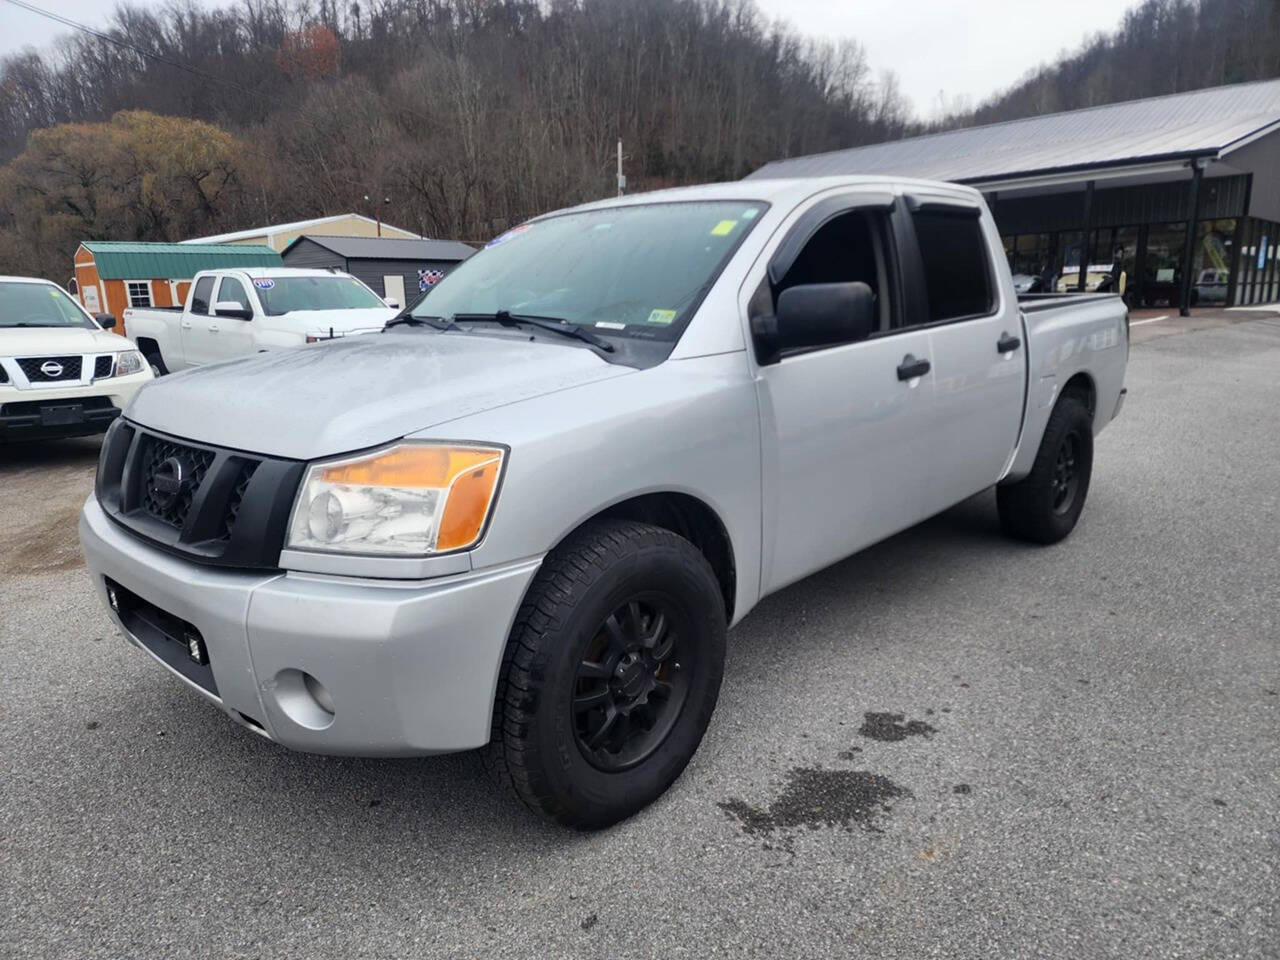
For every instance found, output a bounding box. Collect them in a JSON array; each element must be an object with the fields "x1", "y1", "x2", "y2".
[{"x1": 2, "y1": 315, "x2": 1278, "y2": 959}]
